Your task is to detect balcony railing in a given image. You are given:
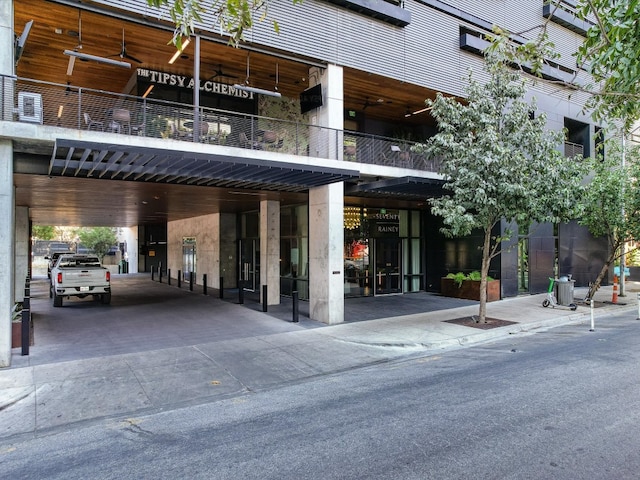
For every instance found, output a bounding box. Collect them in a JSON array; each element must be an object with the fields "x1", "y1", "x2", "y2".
[
  {"x1": 564, "y1": 141, "x2": 584, "y2": 158},
  {"x1": 1, "y1": 75, "x2": 440, "y2": 173}
]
